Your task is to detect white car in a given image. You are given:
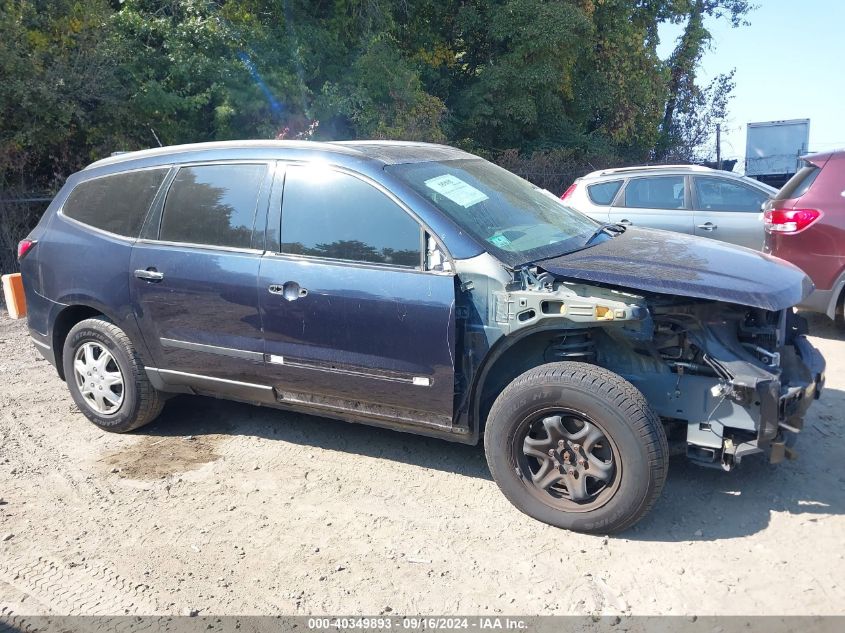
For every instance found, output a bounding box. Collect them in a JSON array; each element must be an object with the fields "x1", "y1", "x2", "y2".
[{"x1": 561, "y1": 165, "x2": 777, "y2": 250}]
